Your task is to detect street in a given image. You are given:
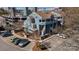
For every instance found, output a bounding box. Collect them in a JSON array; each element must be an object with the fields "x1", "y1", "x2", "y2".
[{"x1": 0, "y1": 36, "x2": 23, "y2": 51}]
